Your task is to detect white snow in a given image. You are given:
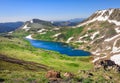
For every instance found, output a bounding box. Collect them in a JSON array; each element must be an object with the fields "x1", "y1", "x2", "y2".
[
  {"x1": 90, "y1": 31, "x2": 99, "y2": 40},
  {"x1": 75, "y1": 34, "x2": 88, "y2": 43},
  {"x1": 53, "y1": 28, "x2": 60, "y2": 30},
  {"x1": 8, "y1": 31, "x2": 13, "y2": 34},
  {"x1": 104, "y1": 34, "x2": 120, "y2": 42},
  {"x1": 77, "y1": 9, "x2": 120, "y2": 27},
  {"x1": 66, "y1": 37, "x2": 74, "y2": 43},
  {"x1": 108, "y1": 20, "x2": 120, "y2": 26},
  {"x1": 88, "y1": 28, "x2": 91, "y2": 30},
  {"x1": 106, "y1": 46, "x2": 111, "y2": 50},
  {"x1": 22, "y1": 24, "x2": 31, "y2": 31},
  {"x1": 92, "y1": 49, "x2": 101, "y2": 56},
  {"x1": 53, "y1": 33, "x2": 61, "y2": 37},
  {"x1": 26, "y1": 35, "x2": 33, "y2": 39},
  {"x1": 92, "y1": 57, "x2": 100, "y2": 63},
  {"x1": 92, "y1": 56, "x2": 107, "y2": 63},
  {"x1": 115, "y1": 27, "x2": 120, "y2": 33},
  {"x1": 30, "y1": 20, "x2": 33, "y2": 23},
  {"x1": 77, "y1": 19, "x2": 95, "y2": 27},
  {"x1": 37, "y1": 29, "x2": 46, "y2": 33},
  {"x1": 112, "y1": 38, "x2": 120, "y2": 53},
  {"x1": 79, "y1": 34, "x2": 88, "y2": 40},
  {"x1": 90, "y1": 35, "x2": 105, "y2": 44},
  {"x1": 111, "y1": 54, "x2": 120, "y2": 65}
]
